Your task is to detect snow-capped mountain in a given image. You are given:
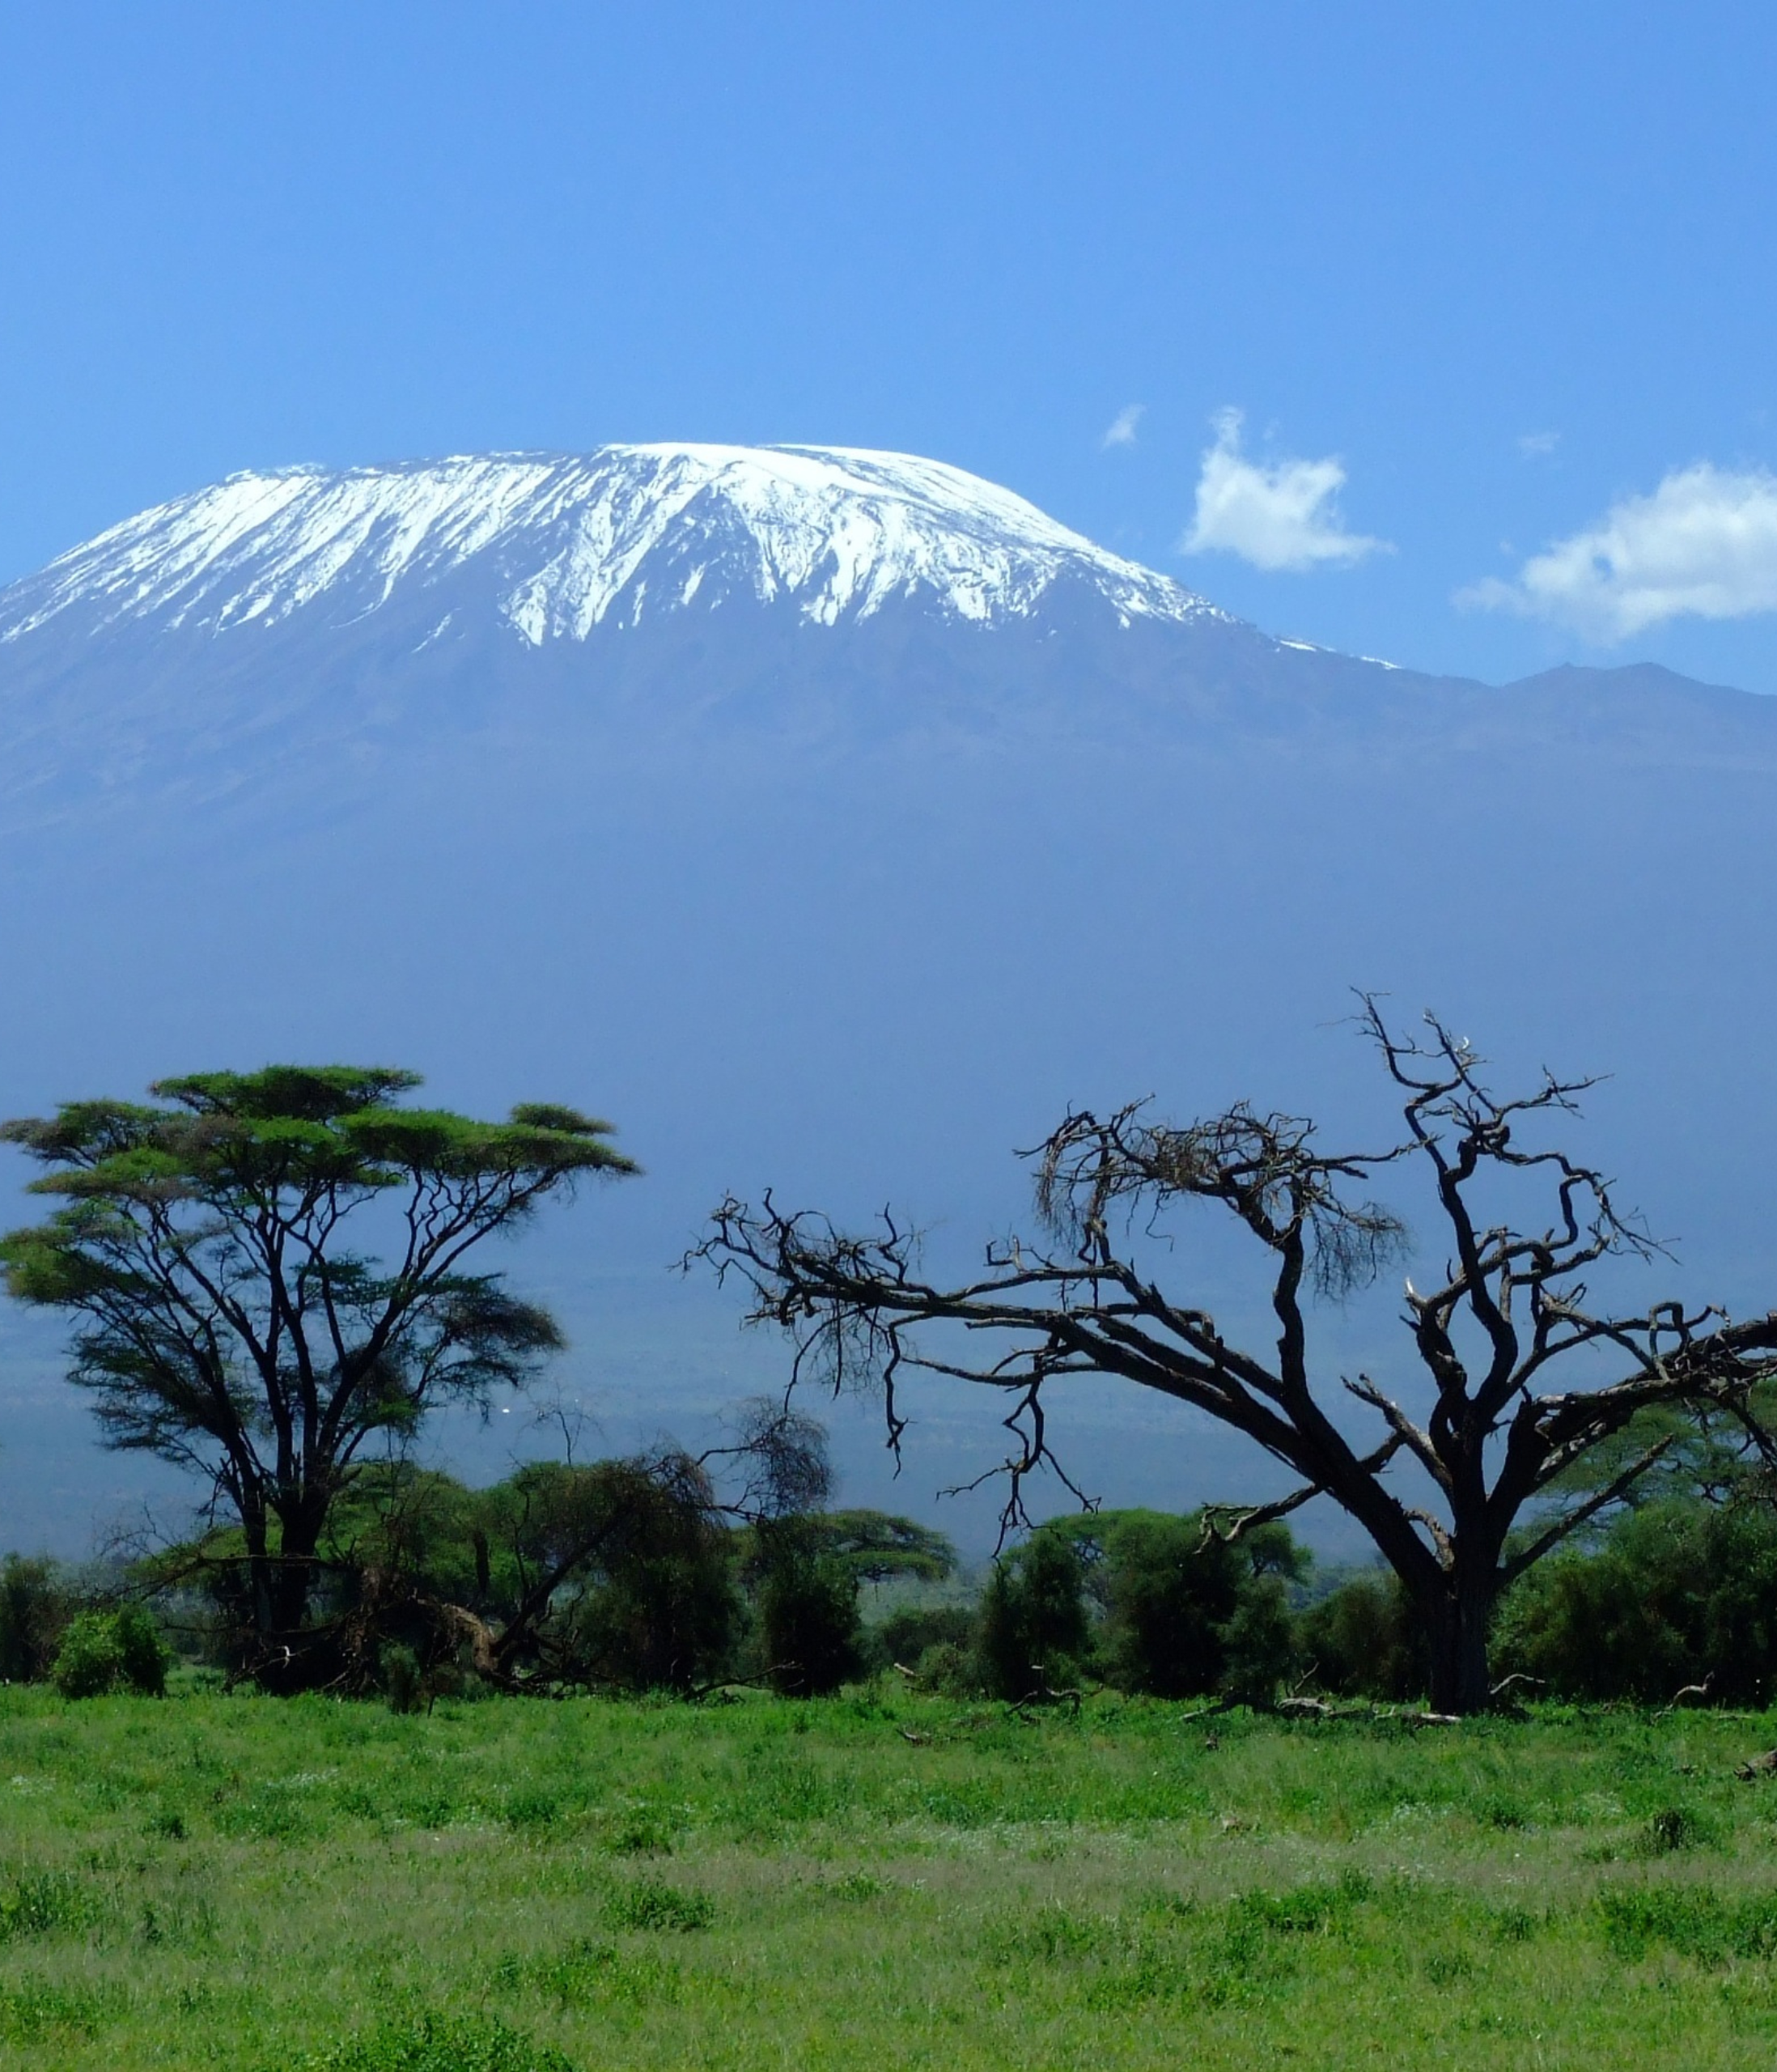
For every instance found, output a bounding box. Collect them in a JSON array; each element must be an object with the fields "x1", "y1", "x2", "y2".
[
  {"x1": 0, "y1": 441, "x2": 1431, "y2": 826},
  {"x1": 0, "y1": 444, "x2": 1219, "y2": 648}
]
